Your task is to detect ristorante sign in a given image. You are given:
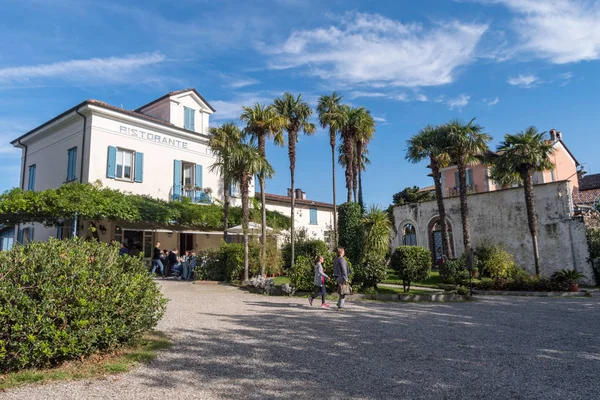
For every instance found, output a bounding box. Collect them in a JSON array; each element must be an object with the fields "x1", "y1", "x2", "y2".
[{"x1": 119, "y1": 125, "x2": 189, "y2": 149}]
